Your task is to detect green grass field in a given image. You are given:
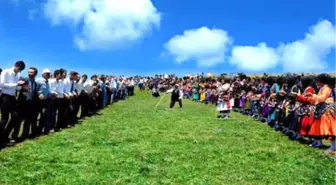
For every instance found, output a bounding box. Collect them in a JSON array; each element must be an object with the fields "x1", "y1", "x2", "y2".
[{"x1": 0, "y1": 91, "x2": 335, "y2": 185}]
